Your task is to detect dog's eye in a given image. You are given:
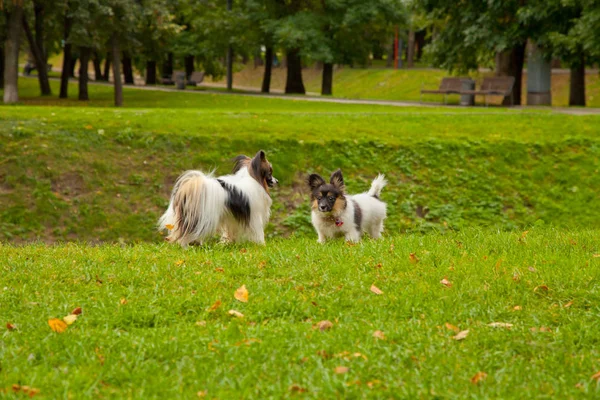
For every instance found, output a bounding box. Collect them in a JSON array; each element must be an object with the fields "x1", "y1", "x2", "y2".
[{"x1": 328, "y1": 196, "x2": 335, "y2": 201}]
